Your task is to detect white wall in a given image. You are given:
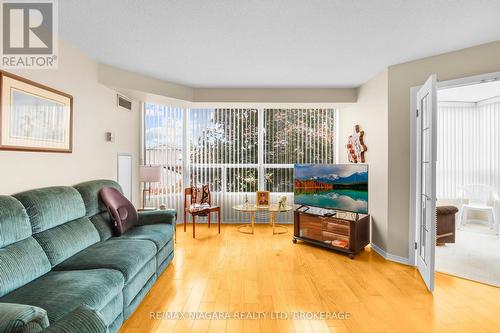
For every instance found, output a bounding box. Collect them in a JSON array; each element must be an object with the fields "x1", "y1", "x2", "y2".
[
  {"x1": 0, "y1": 40, "x2": 141, "y2": 205},
  {"x1": 339, "y1": 70, "x2": 389, "y2": 250}
]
